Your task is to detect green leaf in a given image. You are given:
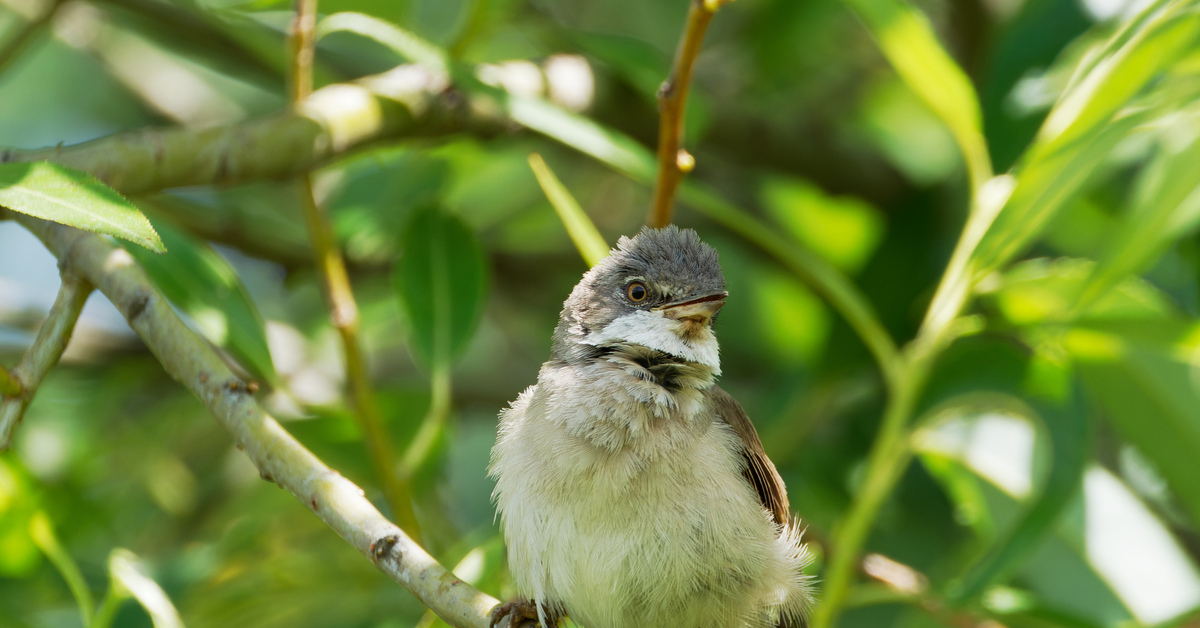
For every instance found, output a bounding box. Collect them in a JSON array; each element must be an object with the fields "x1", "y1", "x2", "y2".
[
  {"x1": 122, "y1": 218, "x2": 277, "y2": 383},
  {"x1": 108, "y1": 548, "x2": 184, "y2": 628},
  {"x1": 949, "y1": 369, "x2": 1090, "y2": 602},
  {"x1": 505, "y1": 95, "x2": 657, "y2": 181},
  {"x1": 1066, "y1": 325, "x2": 1200, "y2": 526},
  {"x1": 1078, "y1": 109, "x2": 1200, "y2": 310},
  {"x1": 840, "y1": 0, "x2": 991, "y2": 189},
  {"x1": 393, "y1": 207, "x2": 487, "y2": 371},
  {"x1": 0, "y1": 460, "x2": 39, "y2": 578},
  {"x1": 527, "y1": 153, "x2": 609, "y2": 267},
  {"x1": 315, "y1": 12, "x2": 448, "y2": 75},
  {"x1": 985, "y1": 257, "x2": 1176, "y2": 326},
  {"x1": 0, "y1": 162, "x2": 164, "y2": 252},
  {"x1": 973, "y1": 3, "x2": 1200, "y2": 273}
]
